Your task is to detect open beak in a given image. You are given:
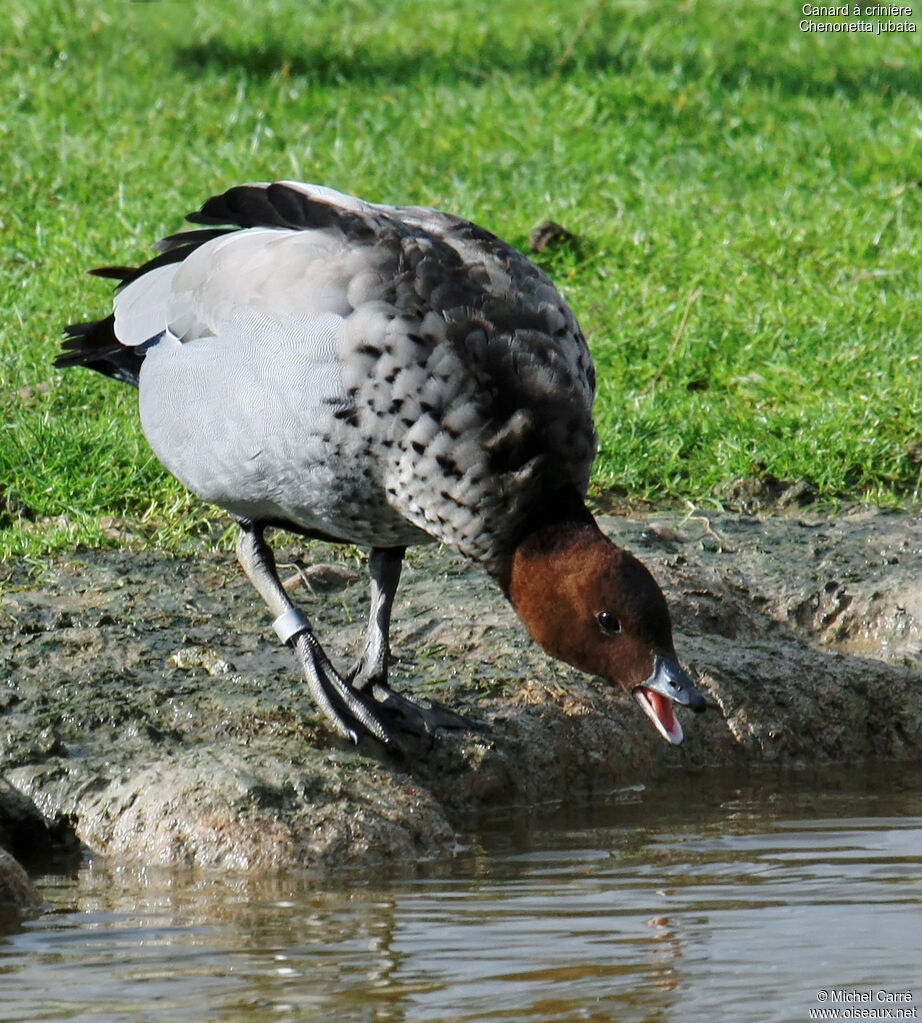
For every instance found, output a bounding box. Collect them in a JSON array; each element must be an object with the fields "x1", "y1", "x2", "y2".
[{"x1": 633, "y1": 653, "x2": 706, "y2": 745}]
